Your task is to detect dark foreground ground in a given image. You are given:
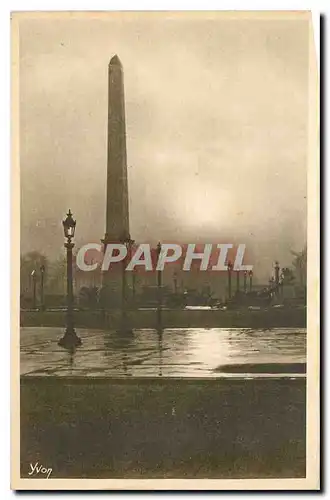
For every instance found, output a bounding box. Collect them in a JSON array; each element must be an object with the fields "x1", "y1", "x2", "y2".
[{"x1": 20, "y1": 378, "x2": 306, "y2": 479}]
